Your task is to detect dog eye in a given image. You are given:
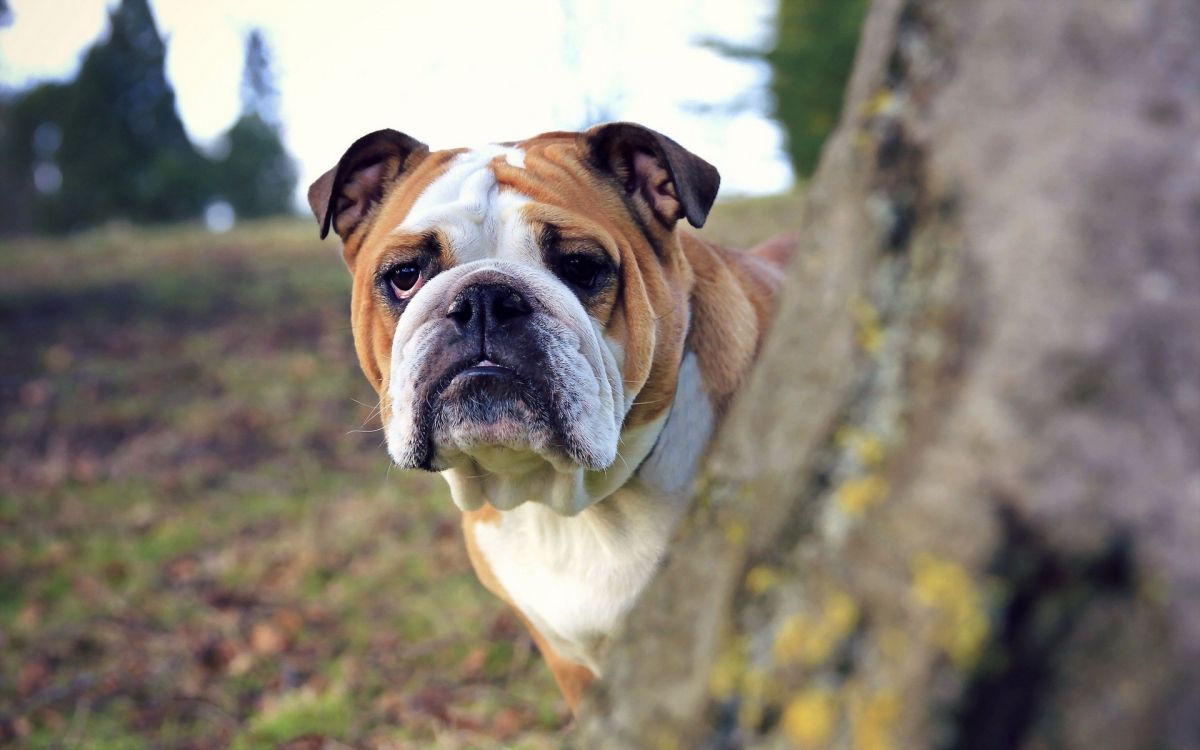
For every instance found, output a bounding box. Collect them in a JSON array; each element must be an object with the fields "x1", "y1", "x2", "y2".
[
  {"x1": 386, "y1": 263, "x2": 424, "y2": 300},
  {"x1": 558, "y1": 255, "x2": 607, "y2": 290}
]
